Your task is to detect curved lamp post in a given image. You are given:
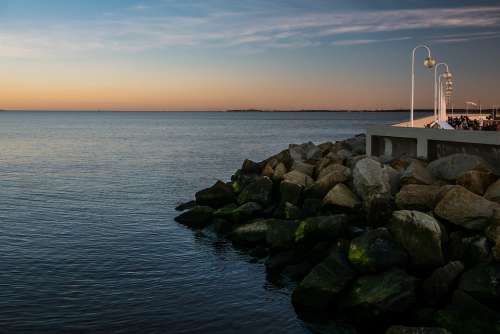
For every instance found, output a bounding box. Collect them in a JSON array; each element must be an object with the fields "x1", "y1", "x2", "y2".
[
  {"x1": 438, "y1": 73, "x2": 453, "y2": 121},
  {"x1": 434, "y1": 63, "x2": 451, "y2": 121},
  {"x1": 466, "y1": 101, "x2": 478, "y2": 116},
  {"x1": 411, "y1": 45, "x2": 436, "y2": 127}
]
